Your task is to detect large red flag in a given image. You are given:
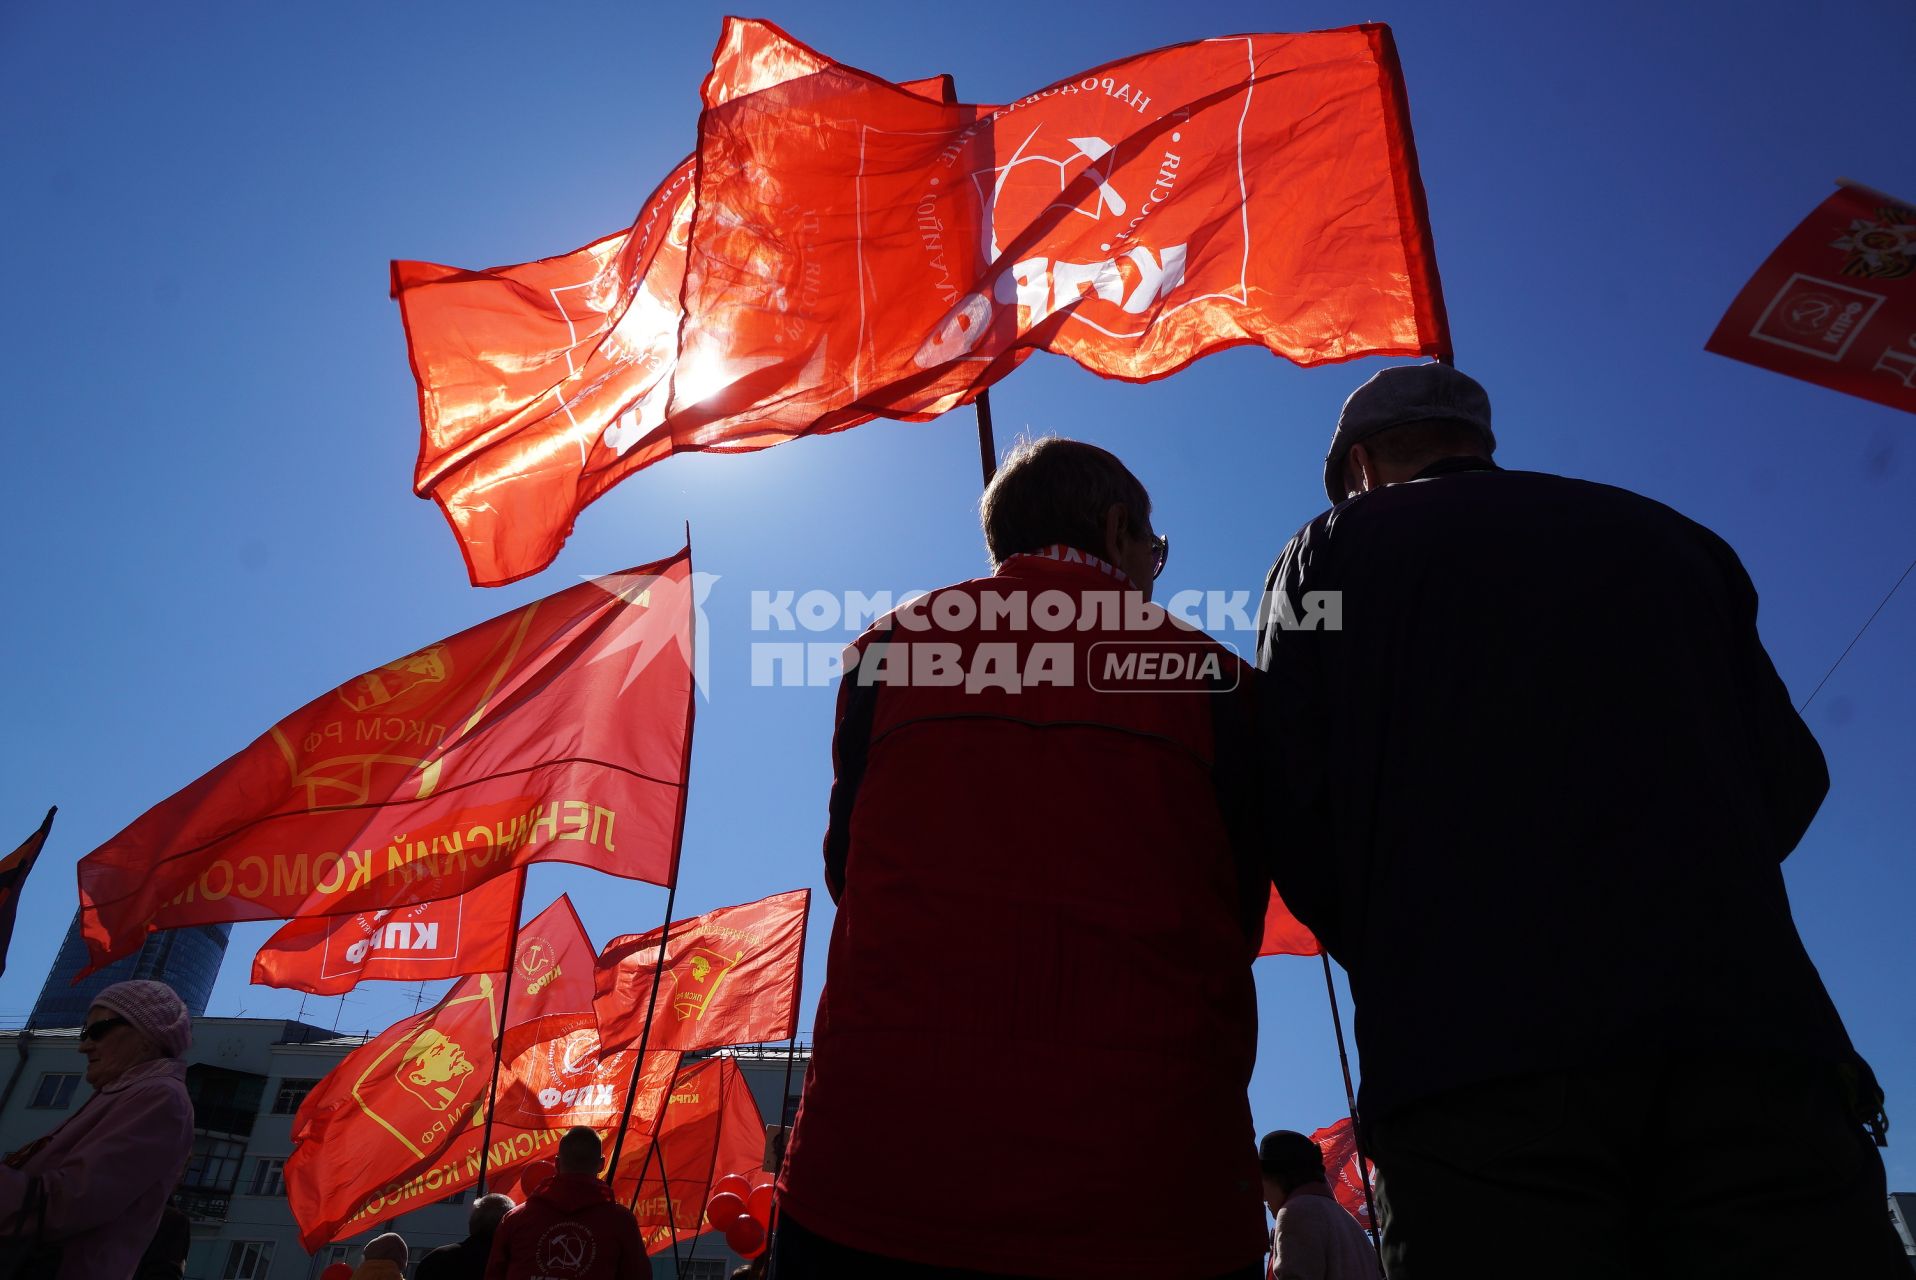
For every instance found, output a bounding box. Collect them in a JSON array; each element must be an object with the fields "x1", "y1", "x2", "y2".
[
  {"x1": 1258, "y1": 887, "x2": 1321, "y2": 958},
  {"x1": 668, "y1": 19, "x2": 1448, "y2": 449},
  {"x1": 251, "y1": 871, "x2": 522, "y2": 996},
  {"x1": 286, "y1": 897, "x2": 677, "y2": 1247},
  {"x1": 0, "y1": 808, "x2": 55, "y2": 979},
  {"x1": 1706, "y1": 182, "x2": 1916, "y2": 415},
  {"x1": 593, "y1": 888, "x2": 808, "y2": 1054},
  {"x1": 76, "y1": 548, "x2": 695, "y2": 971},
  {"x1": 392, "y1": 56, "x2": 959, "y2": 588},
  {"x1": 1309, "y1": 1117, "x2": 1373, "y2": 1231},
  {"x1": 616, "y1": 1055, "x2": 768, "y2": 1252}
]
